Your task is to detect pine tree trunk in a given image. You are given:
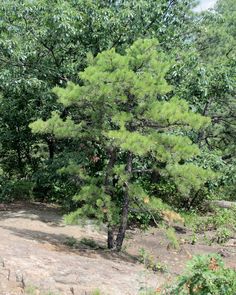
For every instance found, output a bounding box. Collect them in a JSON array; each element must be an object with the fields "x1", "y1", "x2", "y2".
[
  {"x1": 107, "y1": 225, "x2": 114, "y2": 249},
  {"x1": 115, "y1": 153, "x2": 132, "y2": 251},
  {"x1": 104, "y1": 148, "x2": 116, "y2": 249},
  {"x1": 115, "y1": 189, "x2": 129, "y2": 251}
]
